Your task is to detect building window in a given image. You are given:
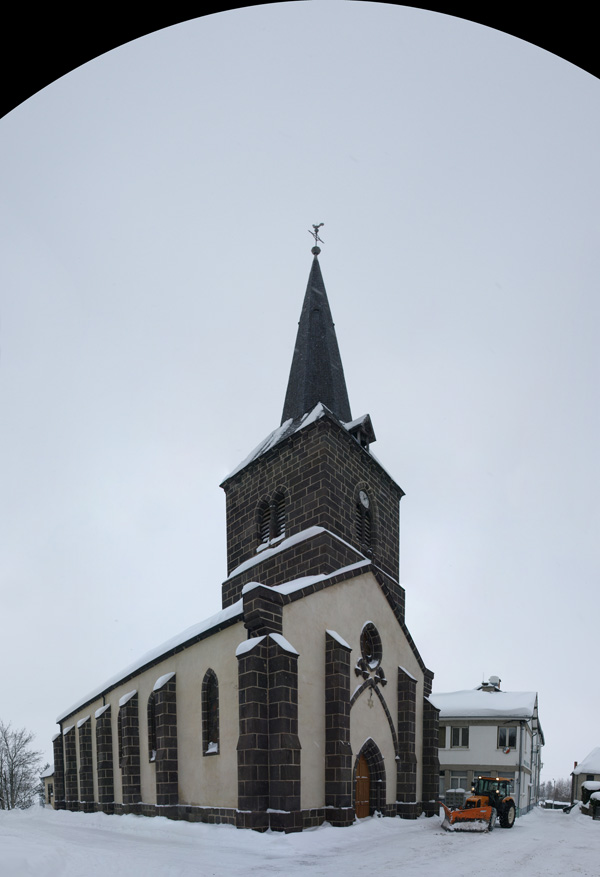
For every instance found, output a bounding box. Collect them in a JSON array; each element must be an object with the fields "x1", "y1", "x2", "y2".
[
  {"x1": 272, "y1": 491, "x2": 286, "y2": 539},
  {"x1": 257, "y1": 491, "x2": 287, "y2": 546},
  {"x1": 202, "y1": 669, "x2": 219, "y2": 755},
  {"x1": 258, "y1": 500, "x2": 271, "y2": 544},
  {"x1": 147, "y1": 692, "x2": 157, "y2": 762},
  {"x1": 438, "y1": 726, "x2": 446, "y2": 748},
  {"x1": 451, "y1": 727, "x2": 469, "y2": 748},
  {"x1": 450, "y1": 770, "x2": 468, "y2": 790},
  {"x1": 355, "y1": 489, "x2": 373, "y2": 550},
  {"x1": 498, "y1": 727, "x2": 517, "y2": 750},
  {"x1": 360, "y1": 622, "x2": 382, "y2": 669}
]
